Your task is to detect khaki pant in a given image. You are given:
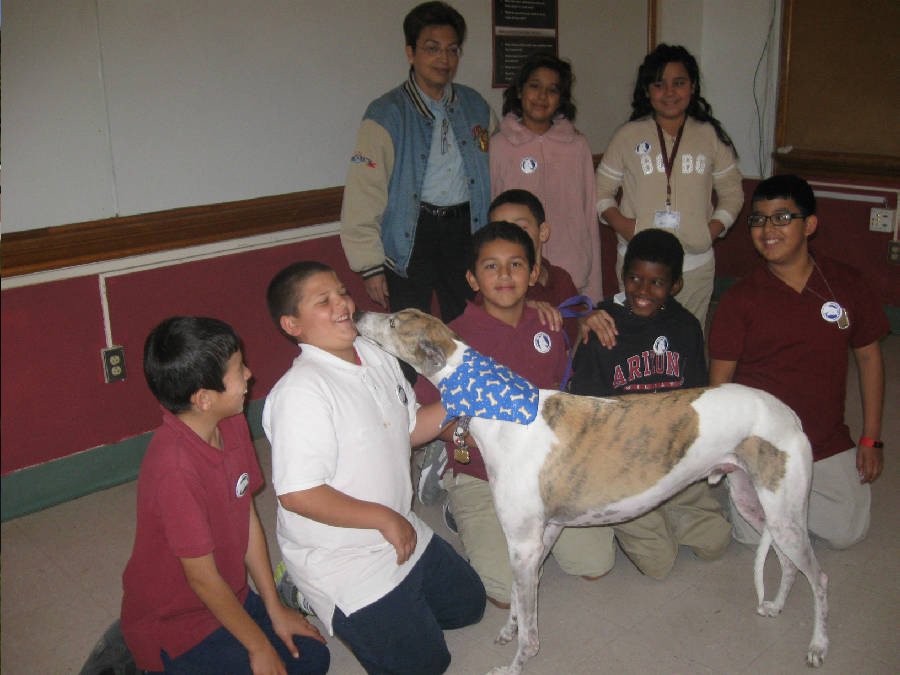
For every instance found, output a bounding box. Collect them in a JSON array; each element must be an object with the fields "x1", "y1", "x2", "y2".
[
  {"x1": 614, "y1": 481, "x2": 732, "y2": 579},
  {"x1": 731, "y1": 447, "x2": 871, "y2": 549},
  {"x1": 447, "y1": 473, "x2": 615, "y2": 604}
]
